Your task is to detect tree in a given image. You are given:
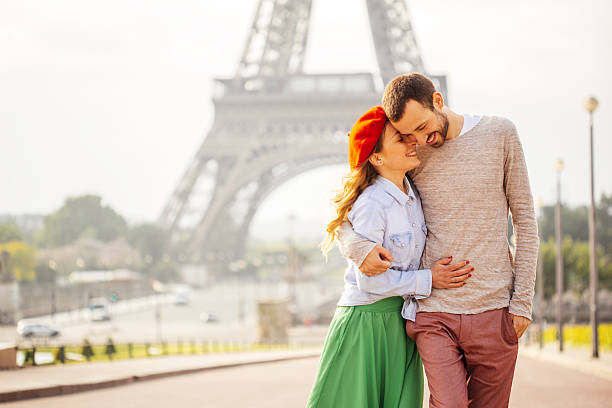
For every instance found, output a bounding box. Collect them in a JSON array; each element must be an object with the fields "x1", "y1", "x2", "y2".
[
  {"x1": 596, "y1": 193, "x2": 612, "y2": 254},
  {"x1": 538, "y1": 237, "x2": 612, "y2": 298},
  {"x1": 0, "y1": 241, "x2": 36, "y2": 281},
  {"x1": 536, "y1": 192, "x2": 612, "y2": 297},
  {"x1": 0, "y1": 223, "x2": 22, "y2": 243},
  {"x1": 35, "y1": 262, "x2": 57, "y2": 283},
  {"x1": 127, "y1": 224, "x2": 168, "y2": 267},
  {"x1": 539, "y1": 206, "x2": 589, "y2": 243},
  {"x1": 40, "y1": 195, "x2": 128, "y2": 248},
  {"x1": 538, "y1": 192, "x2": 612, "y2": 253},
  {"x1": 151, "y1": 260, "x2": 181, "y2": 282}
]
